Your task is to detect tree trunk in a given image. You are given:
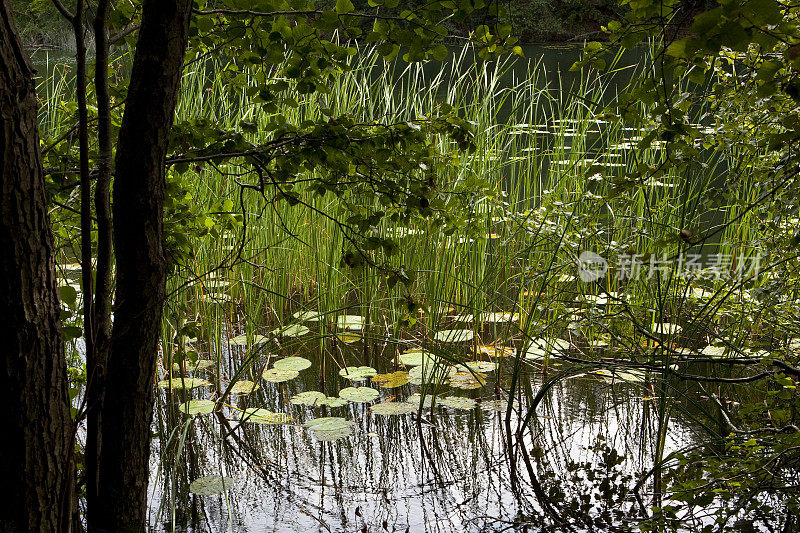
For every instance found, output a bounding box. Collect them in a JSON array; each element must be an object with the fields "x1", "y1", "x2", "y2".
[
  {"x1": 0, "y1": 2, "x2": 73, "y2": 531},
  {"x1": 92, "y1": 0, "x2": 192, "y2": 530}
]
